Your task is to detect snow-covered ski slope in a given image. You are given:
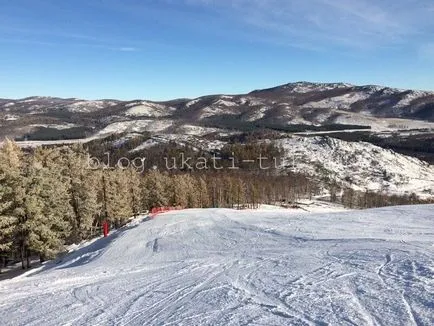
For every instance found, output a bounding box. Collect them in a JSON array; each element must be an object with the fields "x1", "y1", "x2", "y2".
[{"x1": 1, "y1": 206, "x2": 433, "y2": 326}]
